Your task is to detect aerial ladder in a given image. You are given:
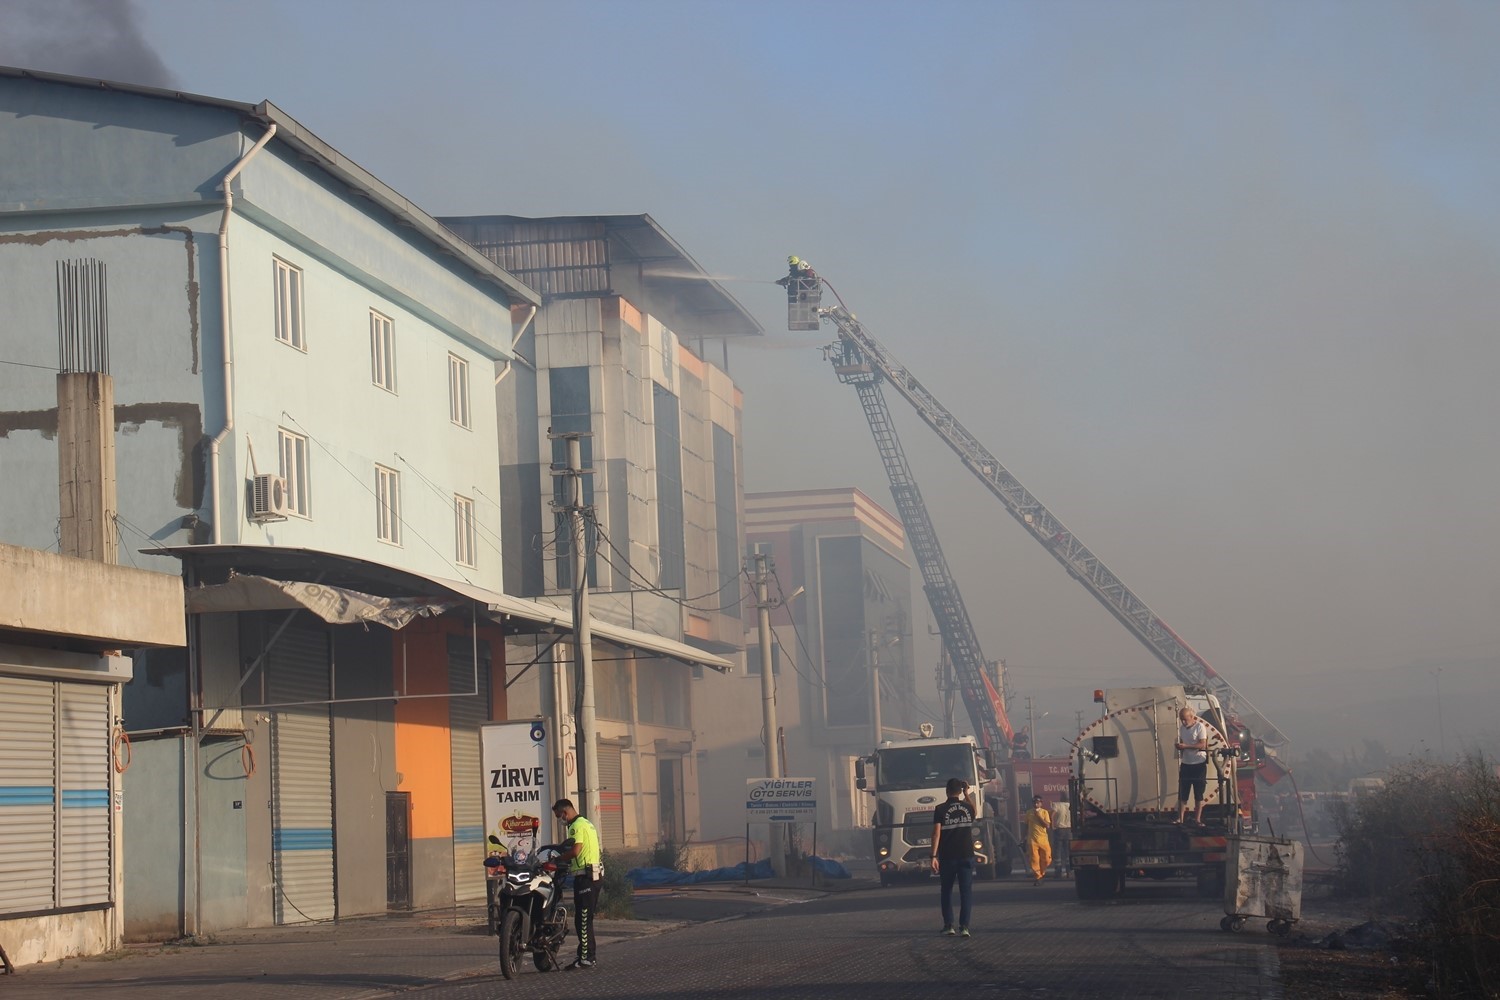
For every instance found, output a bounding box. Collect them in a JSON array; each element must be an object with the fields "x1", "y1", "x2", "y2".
[
  {"x1": 782, "y1": 258, "x2": 1014, "y2": 756},
  {"x1": 778, "y1": 258, "x2": 1288, "y2": 751}
]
